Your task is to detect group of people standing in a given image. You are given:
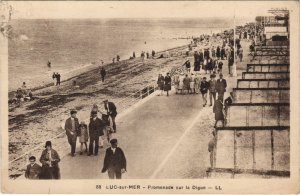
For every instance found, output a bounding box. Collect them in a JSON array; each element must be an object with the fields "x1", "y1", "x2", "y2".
[
  {"x1": 157, "y1": 73, "x2": 172, "y2": 96},
  {"x1": 52, "y1": 72, "x2": 61, "y2": 86},
  {"x1": 25, "y1": 99, "x2": 127, "y2": 180},
  {"x1": 64, "y1": 100, "x2": 117, "y2": 157}
]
